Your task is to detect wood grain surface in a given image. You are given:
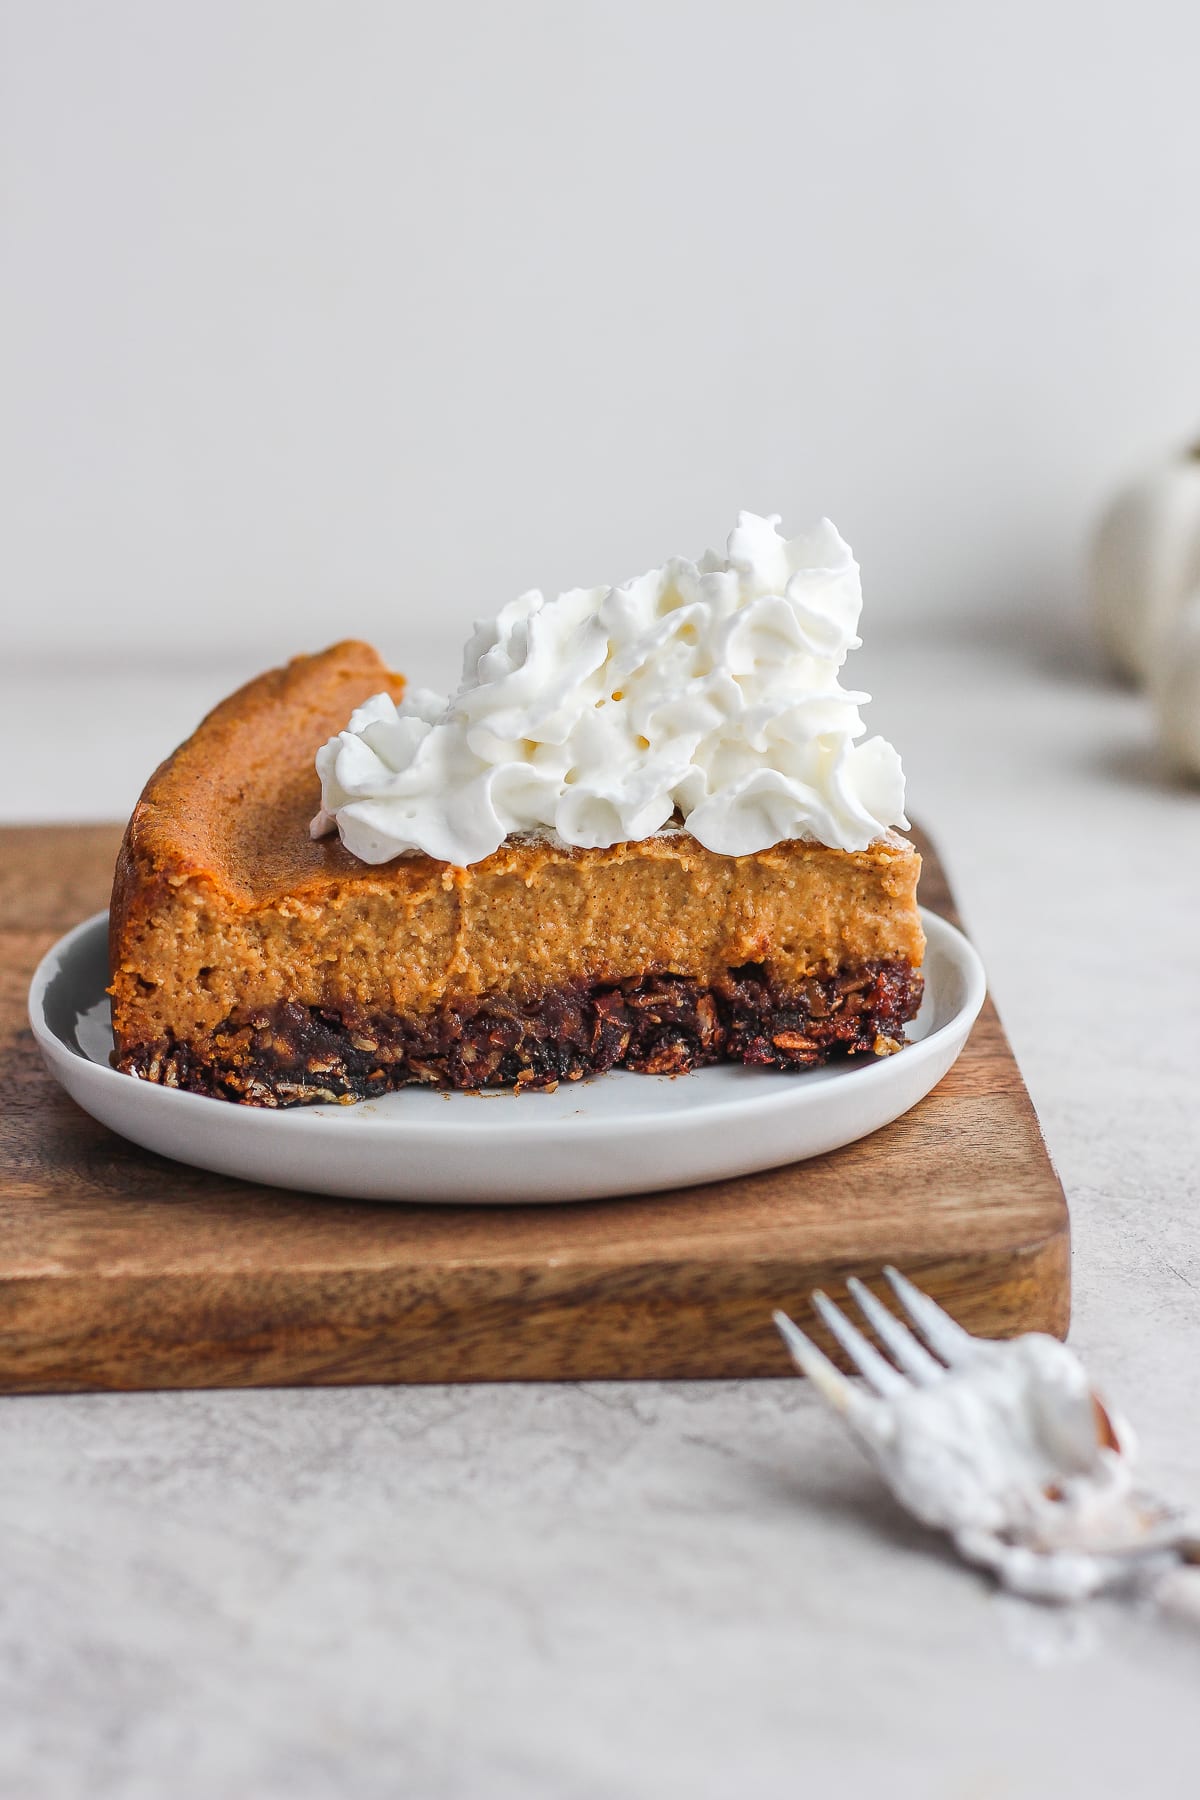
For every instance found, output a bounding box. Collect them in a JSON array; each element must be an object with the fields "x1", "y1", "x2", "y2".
[{"x1": 0, "y1": 824, "x2": 1069, "y2": 1392}]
